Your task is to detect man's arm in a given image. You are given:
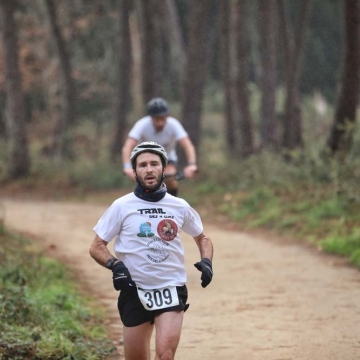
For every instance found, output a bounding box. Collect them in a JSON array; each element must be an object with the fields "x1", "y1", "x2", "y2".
[
  {"x1": 89, "y1": 234, "x2": 116, "y2": 268},
  {"x1": 122, "y1": 137, "x2": 138, "y2": 180},
  {"x1": 193, "y1": 231, "x2": 213, "y2": 261},
  {"x1": 178, "y1": 136, "x2": 198, "y2": 178},
  {"x1": 193, "y1": 231, "x2": 214, "y2": 288},
  {"x1": 89, "y1": 234, "x2": 135, "y2": 290}
]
